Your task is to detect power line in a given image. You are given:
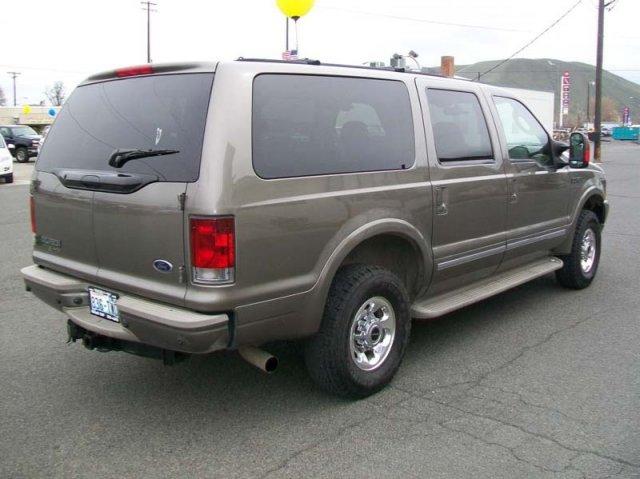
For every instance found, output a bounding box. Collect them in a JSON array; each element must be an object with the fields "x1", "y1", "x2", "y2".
[
  {"x1": 318, "y1": 6, "x2": 532, "y2": 33},
  {"x1": 474, "y1": 0, "x2": 585, "y2": 81}
]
